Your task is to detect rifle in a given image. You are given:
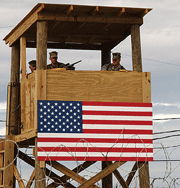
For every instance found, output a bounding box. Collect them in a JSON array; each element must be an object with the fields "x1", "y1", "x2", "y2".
[{"x1": 65, "y1": 60, "x2": 82, "y2": 70}]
